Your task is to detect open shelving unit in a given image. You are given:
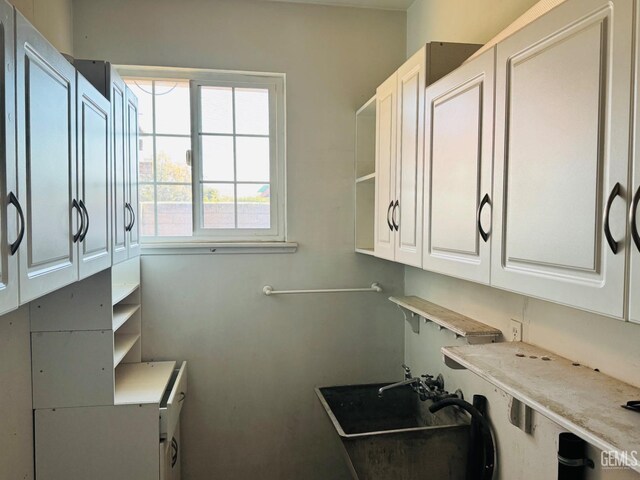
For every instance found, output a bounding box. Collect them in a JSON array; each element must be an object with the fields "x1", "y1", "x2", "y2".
[
  {"x1": 355, "y1": 95, "x2": 376, "y2": 256},
  {"x1": 112, "y1": 259, "x2": 142, "y2": 378},
  {"x1": 112, "y1": 283, "x2": 140, "y2": 306},
  {"x1": 442, "y1": 342, "x2": 640, "y2": 473},
  {"x1": 113, "y1": 304, "x2": 141, "y2": 331}
]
